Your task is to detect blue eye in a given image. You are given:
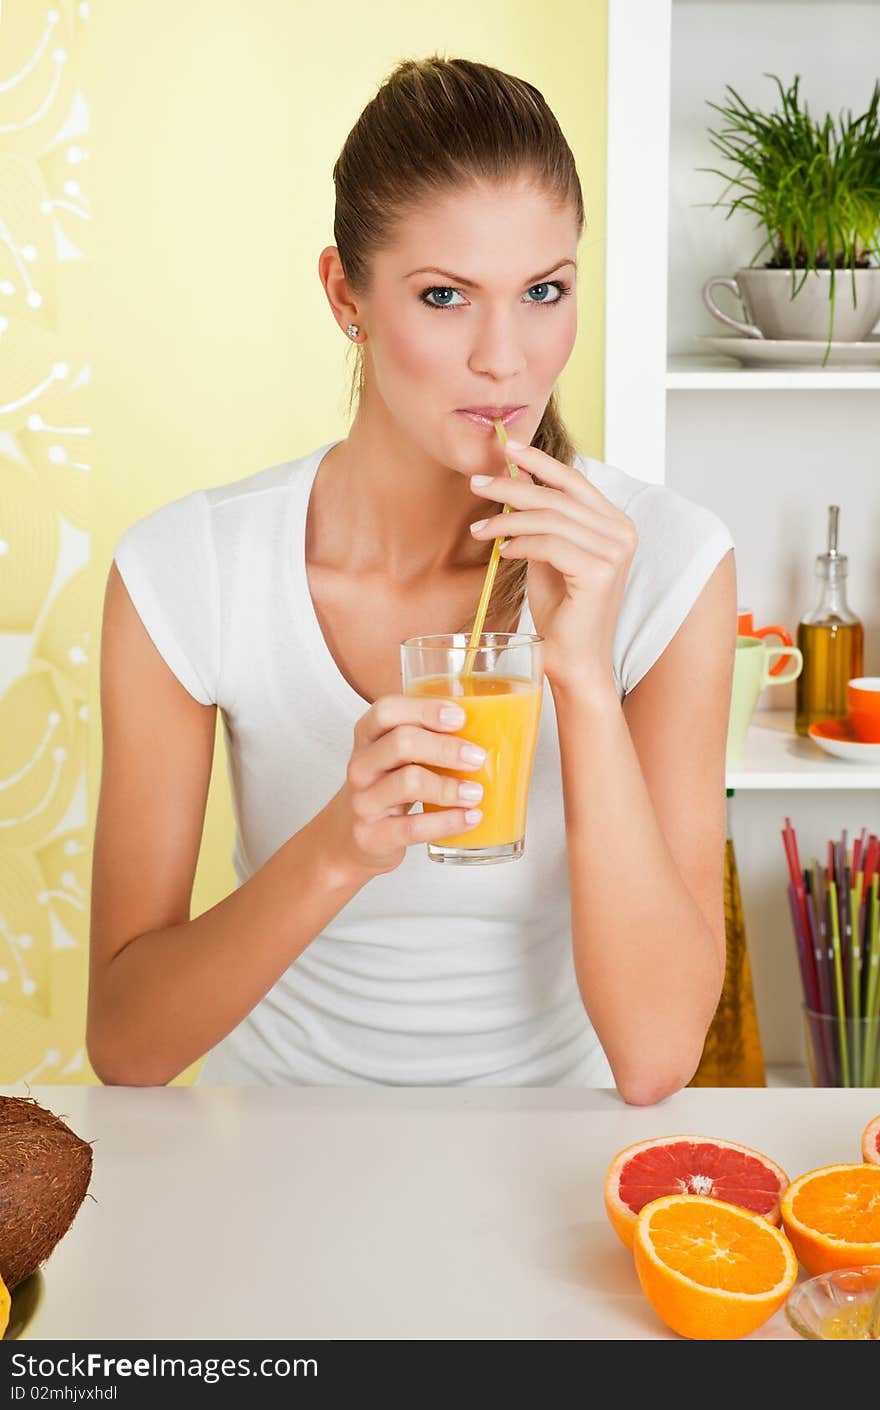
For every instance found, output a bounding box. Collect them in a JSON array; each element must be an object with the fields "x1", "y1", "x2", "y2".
[
  {"x1": 525, "y1": 282, "x2": 563, "y2": 303},
  {"x1": 420, "y1": 279, "x2": 569, "y2": 310},
  {"x1": 420, "y1": 287, "x2": 467, "y2": 309}
]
